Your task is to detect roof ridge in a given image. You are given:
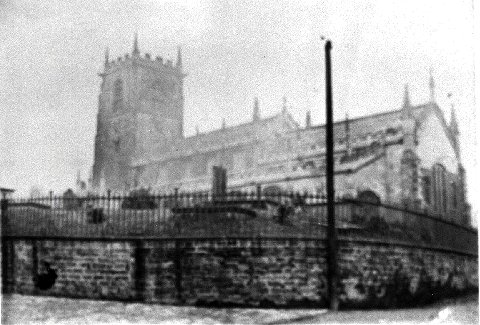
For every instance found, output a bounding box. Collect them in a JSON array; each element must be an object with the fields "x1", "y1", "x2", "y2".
[
  {"x1": 184, "y1": 112, "x2": 287, "y2": 140},
  {"x1": 307, "y1": 104, "x2": 427, "y2": 130}
]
